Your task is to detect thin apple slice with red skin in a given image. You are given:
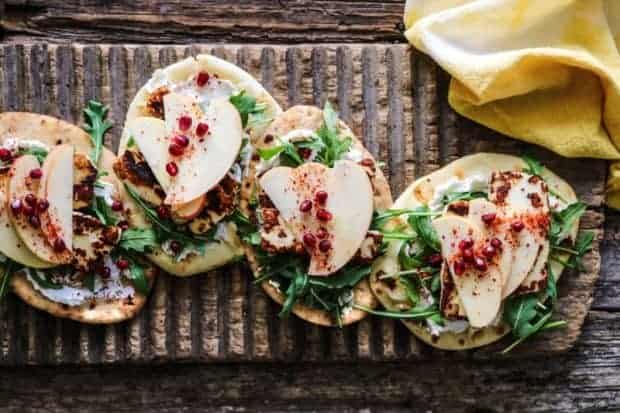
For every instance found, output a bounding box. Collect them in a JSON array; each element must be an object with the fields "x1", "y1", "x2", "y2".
[
  {"x1": 259, "y1": 160, "x2": 374, "y2": 276},
  {"x1": 433, "y1": 216, "x2": 503, "y2": 328},
  {"x1": 7, "y1": 155, "x2": 70, "y2": 264},
  {"x1": 171, "y1": 194, "x2": 207, "y2": 221},
  {"x1": 127, "y1": 116, "x2": 172, "y2": 191},
  {"x1": 39, "y1": 144, "x2": 74, "y2": 255}
]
